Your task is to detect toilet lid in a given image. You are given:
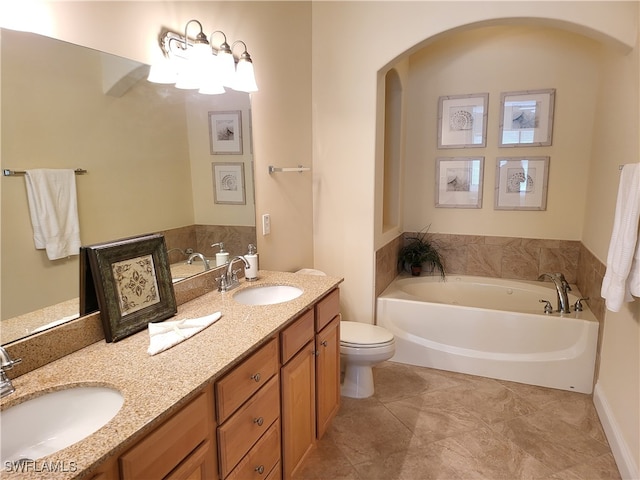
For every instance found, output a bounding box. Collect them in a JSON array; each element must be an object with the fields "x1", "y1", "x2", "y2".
[{"x1": 340, "y1": 321, "x2": 394, "y2": 346}]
